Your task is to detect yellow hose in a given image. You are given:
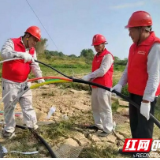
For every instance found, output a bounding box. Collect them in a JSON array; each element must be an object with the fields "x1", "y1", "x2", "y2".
[{"x1": 30, "y1": 80, "x2": 70, "y2": 89}]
